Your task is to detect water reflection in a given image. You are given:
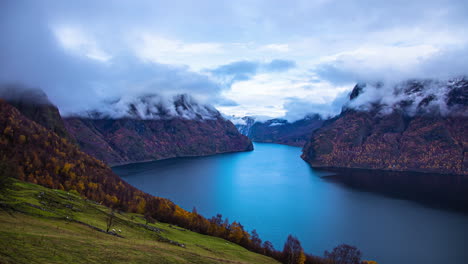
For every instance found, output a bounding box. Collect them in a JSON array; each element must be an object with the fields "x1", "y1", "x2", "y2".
[{"x1": 323, "y1": 168, "x2": 468, "y2": 214}]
